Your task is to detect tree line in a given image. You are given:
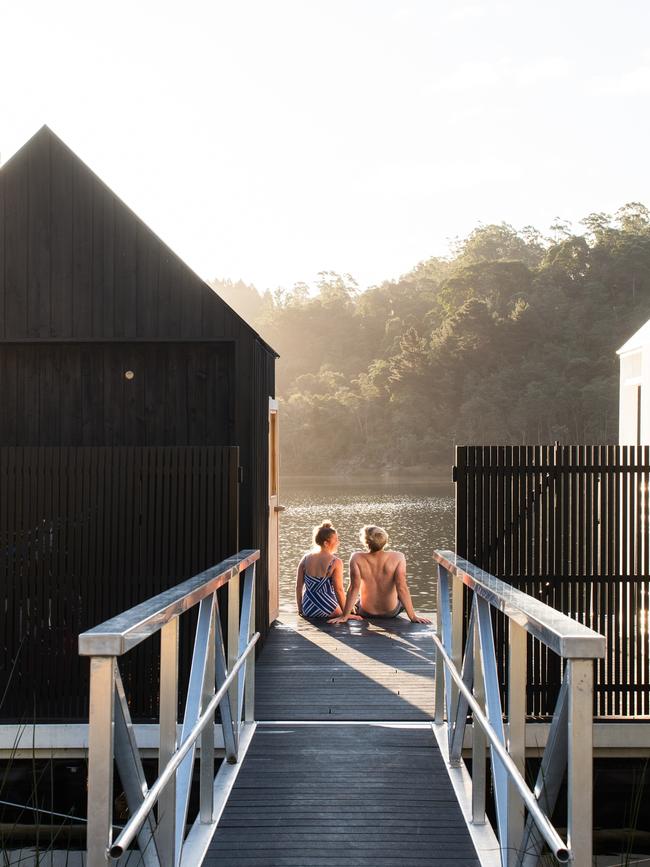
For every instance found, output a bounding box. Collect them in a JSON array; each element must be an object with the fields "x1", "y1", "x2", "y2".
[{"x1": 211, "y1": 203, "x2": 650, "y2": 473}]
